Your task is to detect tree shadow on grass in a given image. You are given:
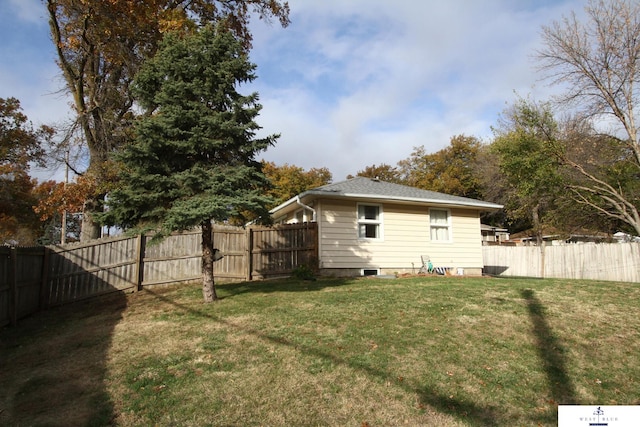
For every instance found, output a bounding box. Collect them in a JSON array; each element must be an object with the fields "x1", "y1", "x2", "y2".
[
  {"x1": 218, "y1": 276, "x2": 357, "y2": 297},
  {"x1": 0, "y1": 292, "x2": 127, "y2": 426},
  {"x1": 521, "y1": 288, "x2": 577, "y2": 405},
  {"x1": 145, "y1": 288, "x2": 504, "y2": 426}
]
